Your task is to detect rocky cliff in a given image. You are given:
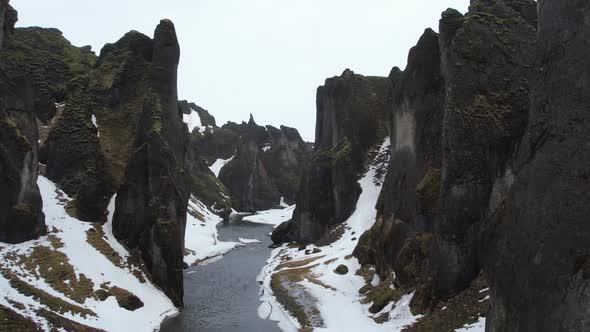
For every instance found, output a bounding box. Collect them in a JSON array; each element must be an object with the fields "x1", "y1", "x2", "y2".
[
  {"x1": 272, "y1": 69, "x2": 390, "y2": 244},
  {"x1": 0, "y1": 0, "x2": 46, "y2": 244},
  {"x1": 219, "y1": 115, "x2": 311, "y2": 212},
  {"x1": 353, "y1": 28, "x2": 445, "y2": 291},
  {"x1": 484, "y1": 0, "x2": 590, "y2": 330},
  {"x1": 112, "y1": 20, "x2": 188, "y2": 308},
  {"x1": 353, "y1": 0, "x2": 537, "y2": 323}
]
